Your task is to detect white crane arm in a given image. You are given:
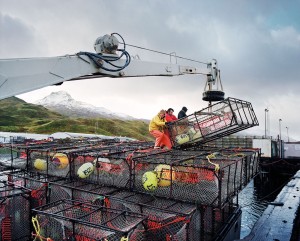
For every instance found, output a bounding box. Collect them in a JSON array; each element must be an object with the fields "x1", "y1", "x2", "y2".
[
  {"x1": 0, "y1": 33, "x2": 220, "y2": 100},
  {"x1": 0, "y1": 55, "x2": 210, "y2": 100}
]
